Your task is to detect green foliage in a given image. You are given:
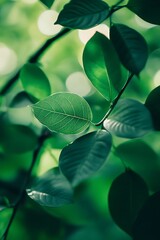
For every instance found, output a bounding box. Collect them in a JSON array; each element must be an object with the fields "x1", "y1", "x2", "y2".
[
  {"x1": 32, "y1": 92, "x2": 92, "y2": 134},
  {"x1": 39, "y1": 0, "x2": 55, "y2": 8},
  {"x1": 110, "y1": 24, "x2": 148, "y2": 75},
  {"x1": 55, "y1": 0, "x2": 110, "y2": 29}
]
